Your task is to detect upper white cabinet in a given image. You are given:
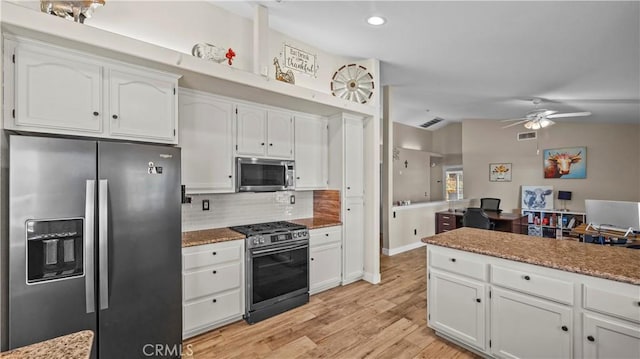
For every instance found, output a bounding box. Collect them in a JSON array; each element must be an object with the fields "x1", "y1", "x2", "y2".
[
  {"x1": 344, "y1": 116, "x2": 364, "y2": 197},
  {"x1": 4, "y1": 36, "x2": 179, "y2": 144},
  {"x1": 294, "y1": 115, "x2": 328, "y2": 190},
  {"x1": 179, "y1": 89, "x2": 235, "y2": 193},
  {"x1": 236, "y1": 105, "x2": 293, "y2": 159}
]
